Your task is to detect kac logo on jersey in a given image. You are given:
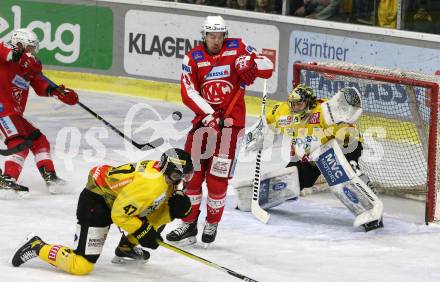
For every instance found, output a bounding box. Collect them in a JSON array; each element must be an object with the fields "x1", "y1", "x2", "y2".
[
  {"x1": 200, "y1": 79, "x2": 233, "y2": 104},
  {"x1": 12, "y1": 75, "x2": 30, "y2": 90},
  {"x1": 192, "y1": 50, "x2": 205, "y2": 62},
  {"x1": 205, "y1": 65, "x2": 230, "y2": 80},
  {"x1": 226, "y1": 39, "x2": 239, "y2": 49}
]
